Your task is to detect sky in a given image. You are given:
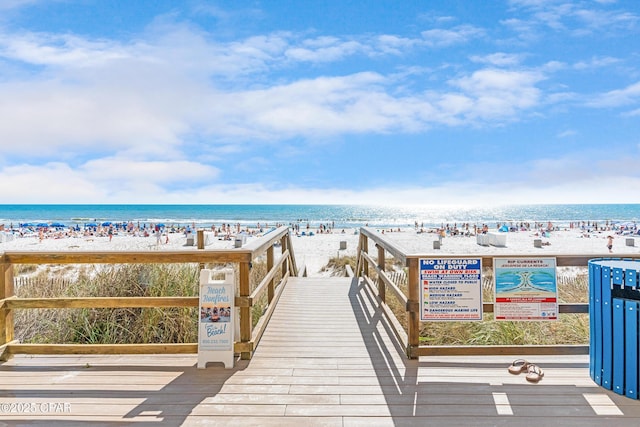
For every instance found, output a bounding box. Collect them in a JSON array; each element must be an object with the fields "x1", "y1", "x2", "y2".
[{"x1": 0, "y1": 0, "x2": 639, "y2": 205}]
